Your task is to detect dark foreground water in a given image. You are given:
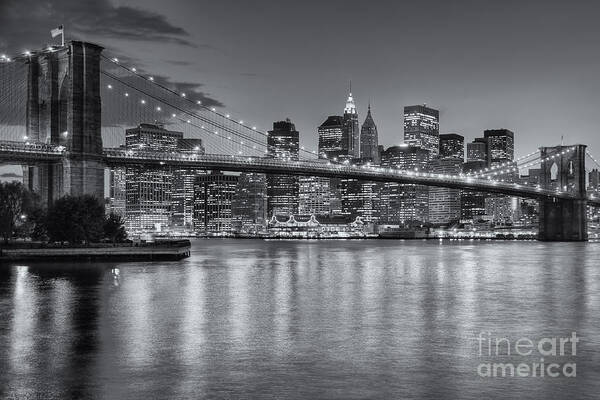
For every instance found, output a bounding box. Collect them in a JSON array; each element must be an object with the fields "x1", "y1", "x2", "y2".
[{"x1": 1, "y1": 240, "x2": 599, "y2": 399}]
